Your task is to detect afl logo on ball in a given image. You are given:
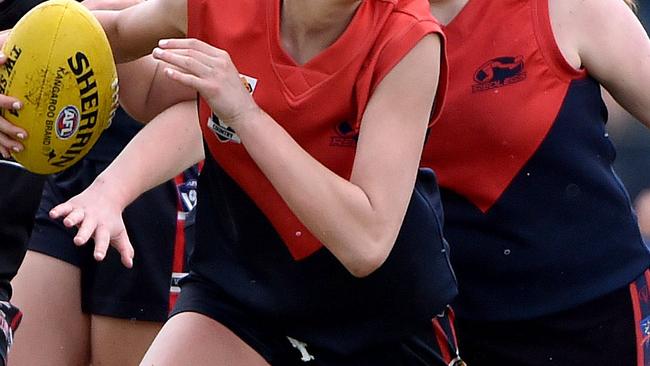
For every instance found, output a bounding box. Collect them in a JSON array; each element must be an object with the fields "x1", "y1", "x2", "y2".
[{"x1": 55, "y1": 106, "x2": 80, "y2": 140}]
